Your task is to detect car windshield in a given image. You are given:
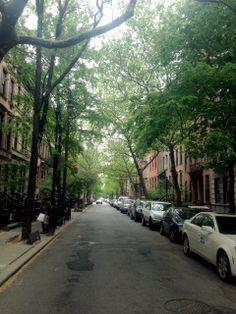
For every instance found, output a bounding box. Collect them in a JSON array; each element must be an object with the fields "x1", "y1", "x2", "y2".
[
  {"x1": 216, "y1": 216, "x2": 236, "y2": 234},
  {"x1": 152, "y1": 203, "x2": 165, "y2": 211}
]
